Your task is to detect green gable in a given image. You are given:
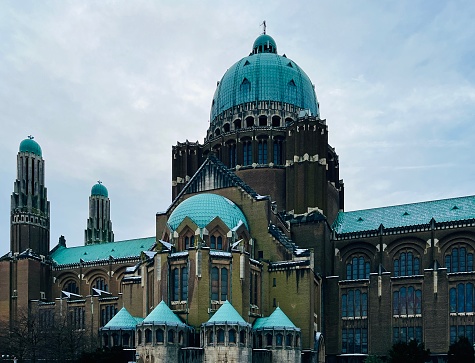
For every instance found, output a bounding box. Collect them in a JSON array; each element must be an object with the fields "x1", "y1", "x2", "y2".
[
  {"x1": 50, "y1": 237, "x2": 155, "y2": 266},
  {"x1": 332, "y1": 195, "x2": 475, "y2": 235}
]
